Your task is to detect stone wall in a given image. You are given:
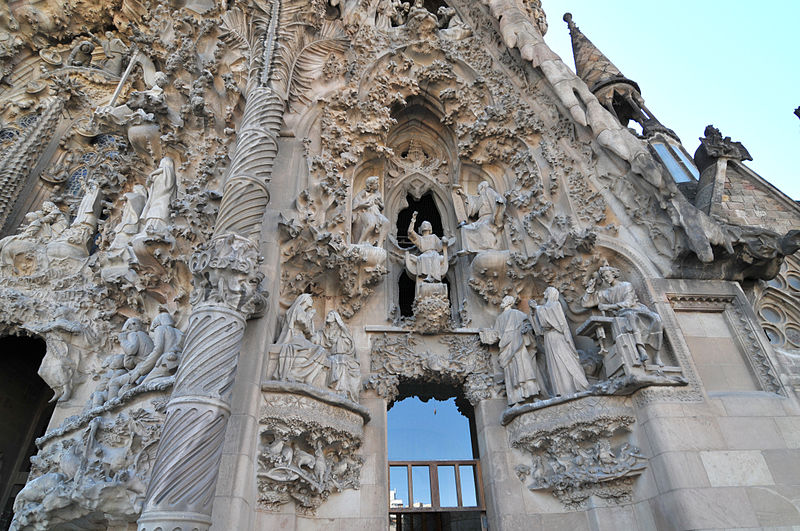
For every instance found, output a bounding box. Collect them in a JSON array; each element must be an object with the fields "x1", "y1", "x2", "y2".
[{"x1": 717, "y1": 163, "x2": 799, "y2": 234}]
